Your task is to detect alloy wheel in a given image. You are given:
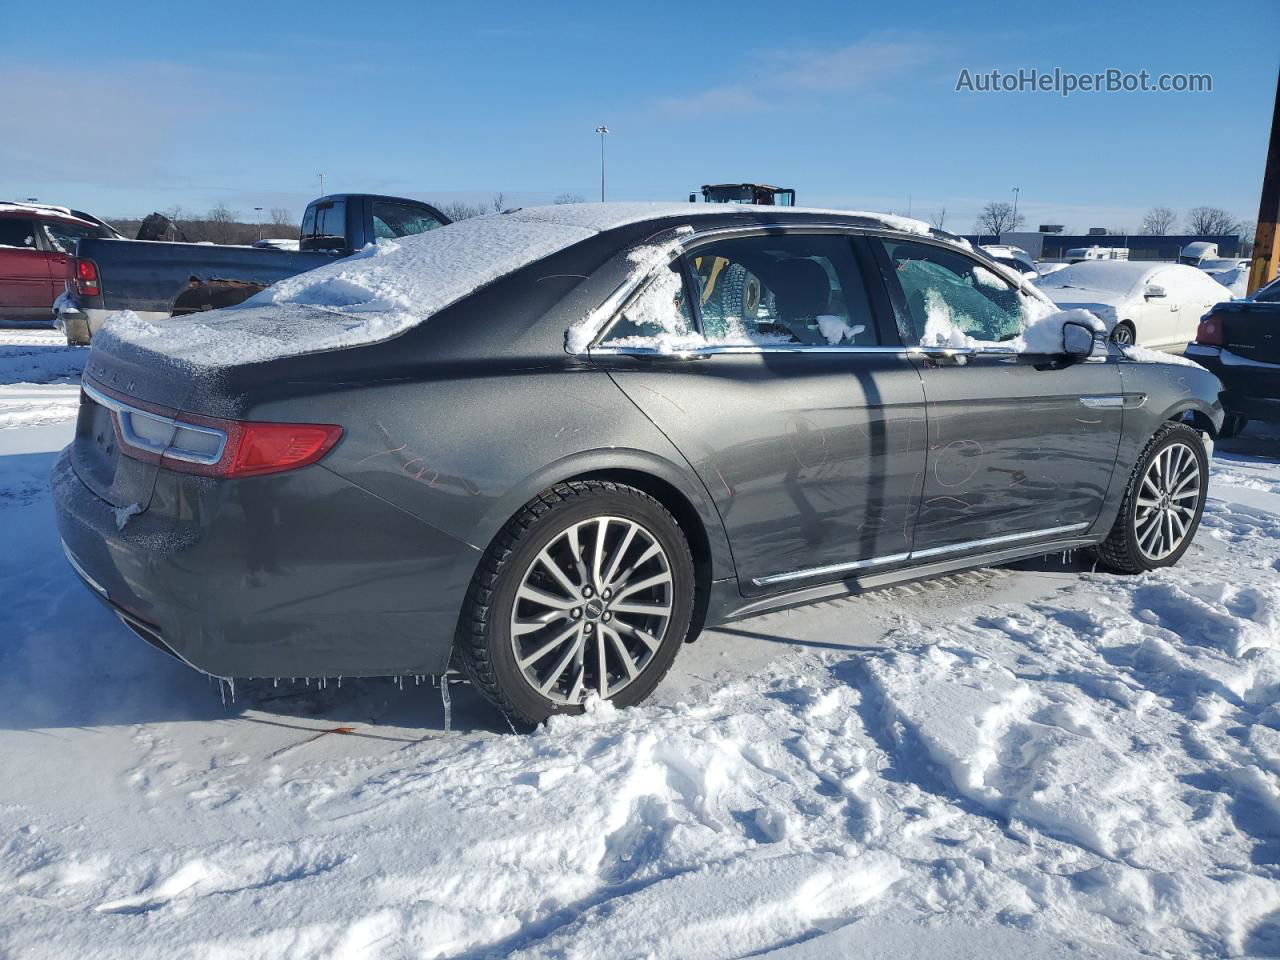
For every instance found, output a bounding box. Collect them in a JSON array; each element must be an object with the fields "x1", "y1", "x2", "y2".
[
  {"x1": 1111, "y1": 325, "x2": 1135, "y2": 346},
  {"x1": 509, "y1": 516, "x2": 673, "y2": 705},
  {"x1": 1134, "y1": 441, "x2": 1202, "y2": 561}
]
